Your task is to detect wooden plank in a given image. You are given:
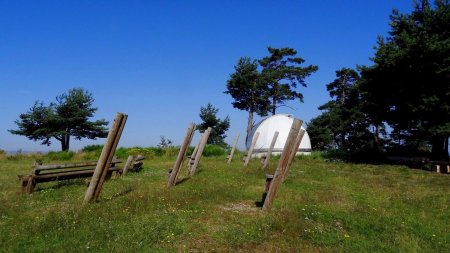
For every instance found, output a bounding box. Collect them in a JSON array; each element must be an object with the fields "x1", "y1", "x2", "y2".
[
  {"x1": 93, "y1": 113, "x2": 128, "y2": 201},
  {"x1": 34, "y1": 159, "x2": 122, "y2": 172},
  {"x1": 262, "y1": 131, "x2": 279, "y2": 170},
  {"x1": 190, "y1": 127, "x2": 211, "y2": 175},
  {"x1": 84, "y1": 113, "x2": 126, "y2": 203},
  {"x1": 282, "y1": 129, "x2": 305, "y2": 181},
  {"x1": 122, "y1": 155, "x2": 135, "y2": 175},
  {"x1": 188, "y1": 135, "x2": 201, "y2": 169},
  {"x1": 262, "y1": 119, "x2": 302, "y2": 211},
  {"x1": 168, "y1": 123, "x2": 196, "y2": 187},
  {"x1": 244, "y1": 132, "x2": 260, "y2": 167},
  {"x1": 227, "y1": 134, "x2": 240, "y2": 164}
]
